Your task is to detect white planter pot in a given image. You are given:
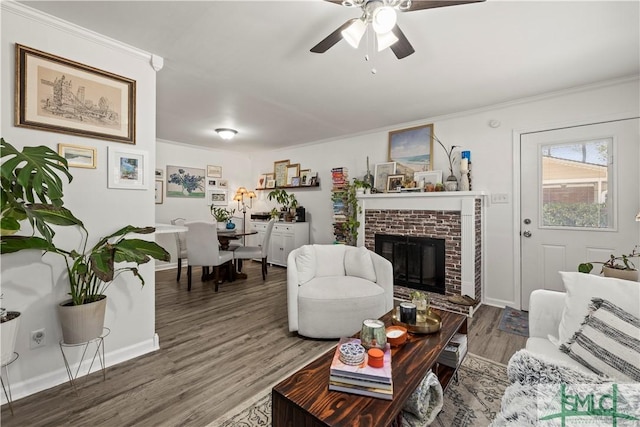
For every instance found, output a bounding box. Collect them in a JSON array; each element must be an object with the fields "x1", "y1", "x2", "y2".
[
  {"x1": 1, "y1": 312, "x2": 21, "y2": 365},
  {"x1": 217, "y1": 222, "x2": 227, "y2": 231},
  {"x1": 603, "y1": 266, "x2": 639, "y2": 282},
  {"x1": 58, "y1": 296, "x2": 107, "y2": 344}
]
